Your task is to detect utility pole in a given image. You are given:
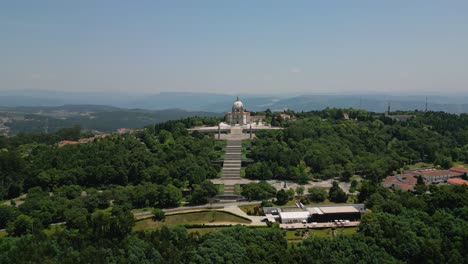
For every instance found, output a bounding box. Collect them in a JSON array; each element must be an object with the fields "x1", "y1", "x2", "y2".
[
  {"x1": 387, "y1": 102, "x2": 391, "y2": 115},
  {"x1": 425, "y1": 97, "x2": 428, "y2": 112}
]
